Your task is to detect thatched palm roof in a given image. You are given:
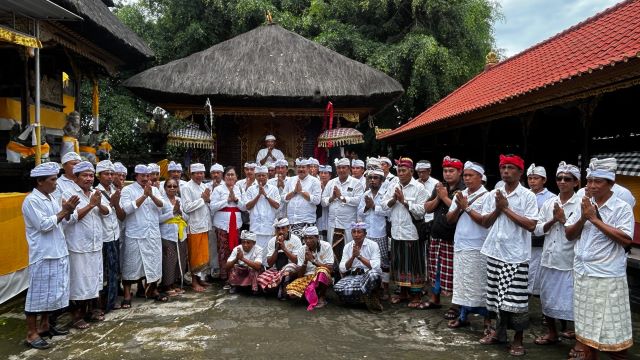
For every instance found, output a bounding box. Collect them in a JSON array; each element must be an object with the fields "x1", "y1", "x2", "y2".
[
  {"x1": 123, "y1": 24, "x2": 403, "y2": 112},
  {"x1": 52, "y1": 0, "x2": 153, "y2": 63}
]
